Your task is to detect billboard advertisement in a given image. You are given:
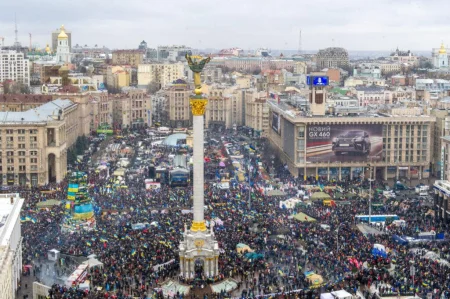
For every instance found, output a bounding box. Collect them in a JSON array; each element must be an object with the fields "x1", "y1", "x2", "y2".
[
  {"x1": 272, "y1": 112, "x2": 280, "y2": 134},
  {"x1": 306, "y1": 124, "x2": 383, "y2": 163}
]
